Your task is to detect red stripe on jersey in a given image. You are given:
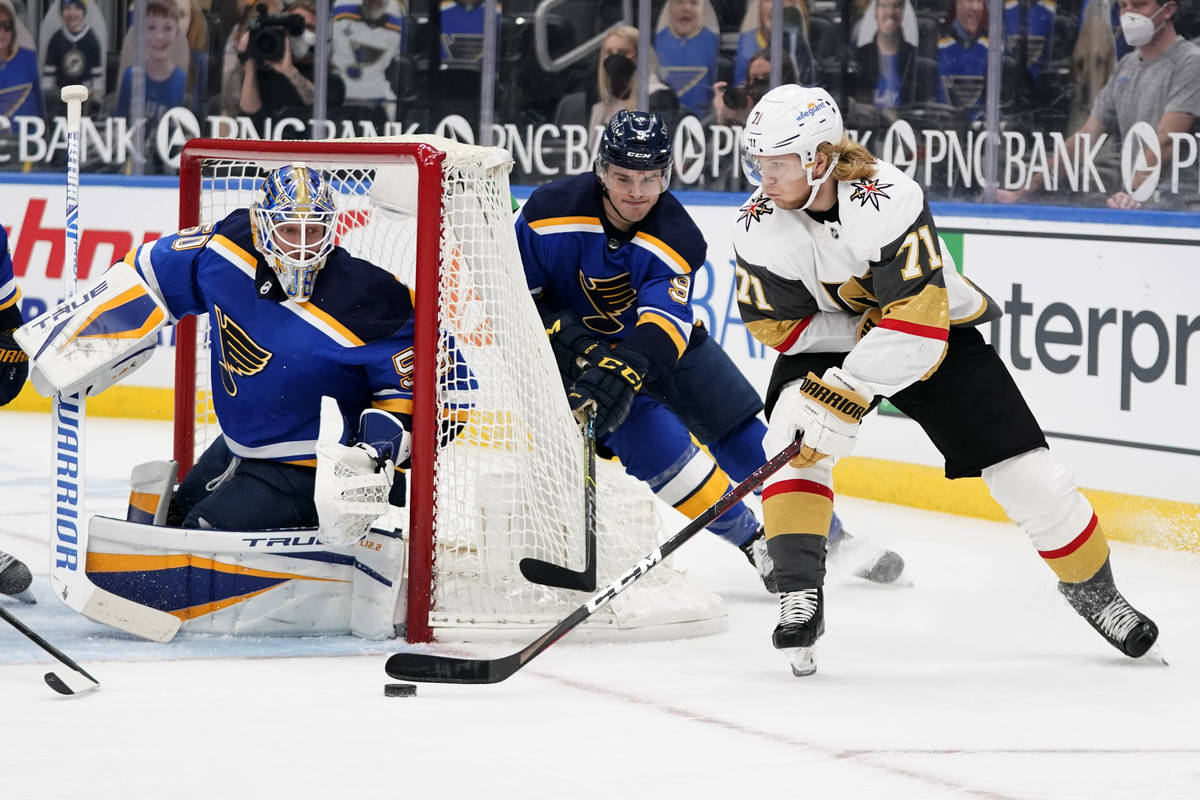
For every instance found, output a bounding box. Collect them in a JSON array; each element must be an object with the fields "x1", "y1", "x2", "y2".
[
  {"x1": 1039, "y1": 513, "x2": 1100, "y2": 559},
  {"x1": 775, "y1": 316, "x2": 814, "y2": 353},
  {"x1": 762, "y1": 479, "x2": 834, "y2": 502},
  {"x1": 879, "y1": 317, "x2": 949, "y2": 341}
]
